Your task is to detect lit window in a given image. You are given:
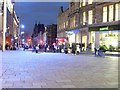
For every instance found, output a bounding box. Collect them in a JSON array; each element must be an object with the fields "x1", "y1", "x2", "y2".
[
  {"x1": 88, "y1": 0, "x2": 93, "y2": 4},
  {"x1": 83, "y1": 12, "x2": 86, "y2": 25},
  {"x1": 66, "y1": 21, "x2": 68, "y2": 27},
  {"x1": 83, "y1": 0, "x2": 86, "y2": 6},
  {"x1": 115, "y1": 3, "x2": 120, "y2": 21},
  {"x1": 64, "y1": 22, "x2": 65, "y2": 28},
  {"x1": 109, "y1": 5, "x2": 113, "y2": 22},
  {"x1": 103, "y1": 6, "x2": 107, "y2": 22},
  {"x1": 80, "y1": 2, "x2": 82, "y2": 7},
  {"x1": 88, "y1": 10, "x2": 93, "y2": 24}
]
